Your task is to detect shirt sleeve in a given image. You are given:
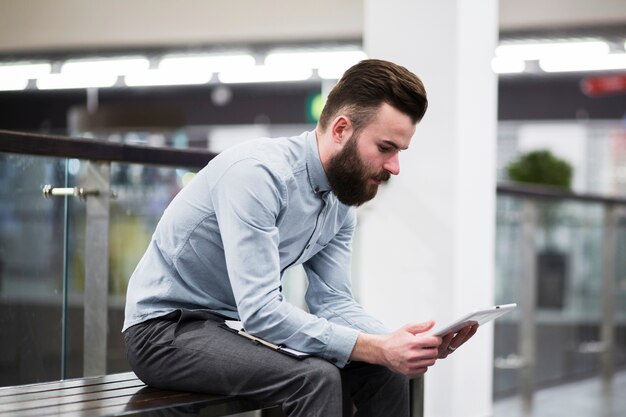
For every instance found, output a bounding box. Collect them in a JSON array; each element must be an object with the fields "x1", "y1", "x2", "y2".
[
  {"x1": 303, "y1": 210, "x2": 390, "y2": 336},
  {"x1": 211, "y1": 158, "x2": 360, "y2": 367}
]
